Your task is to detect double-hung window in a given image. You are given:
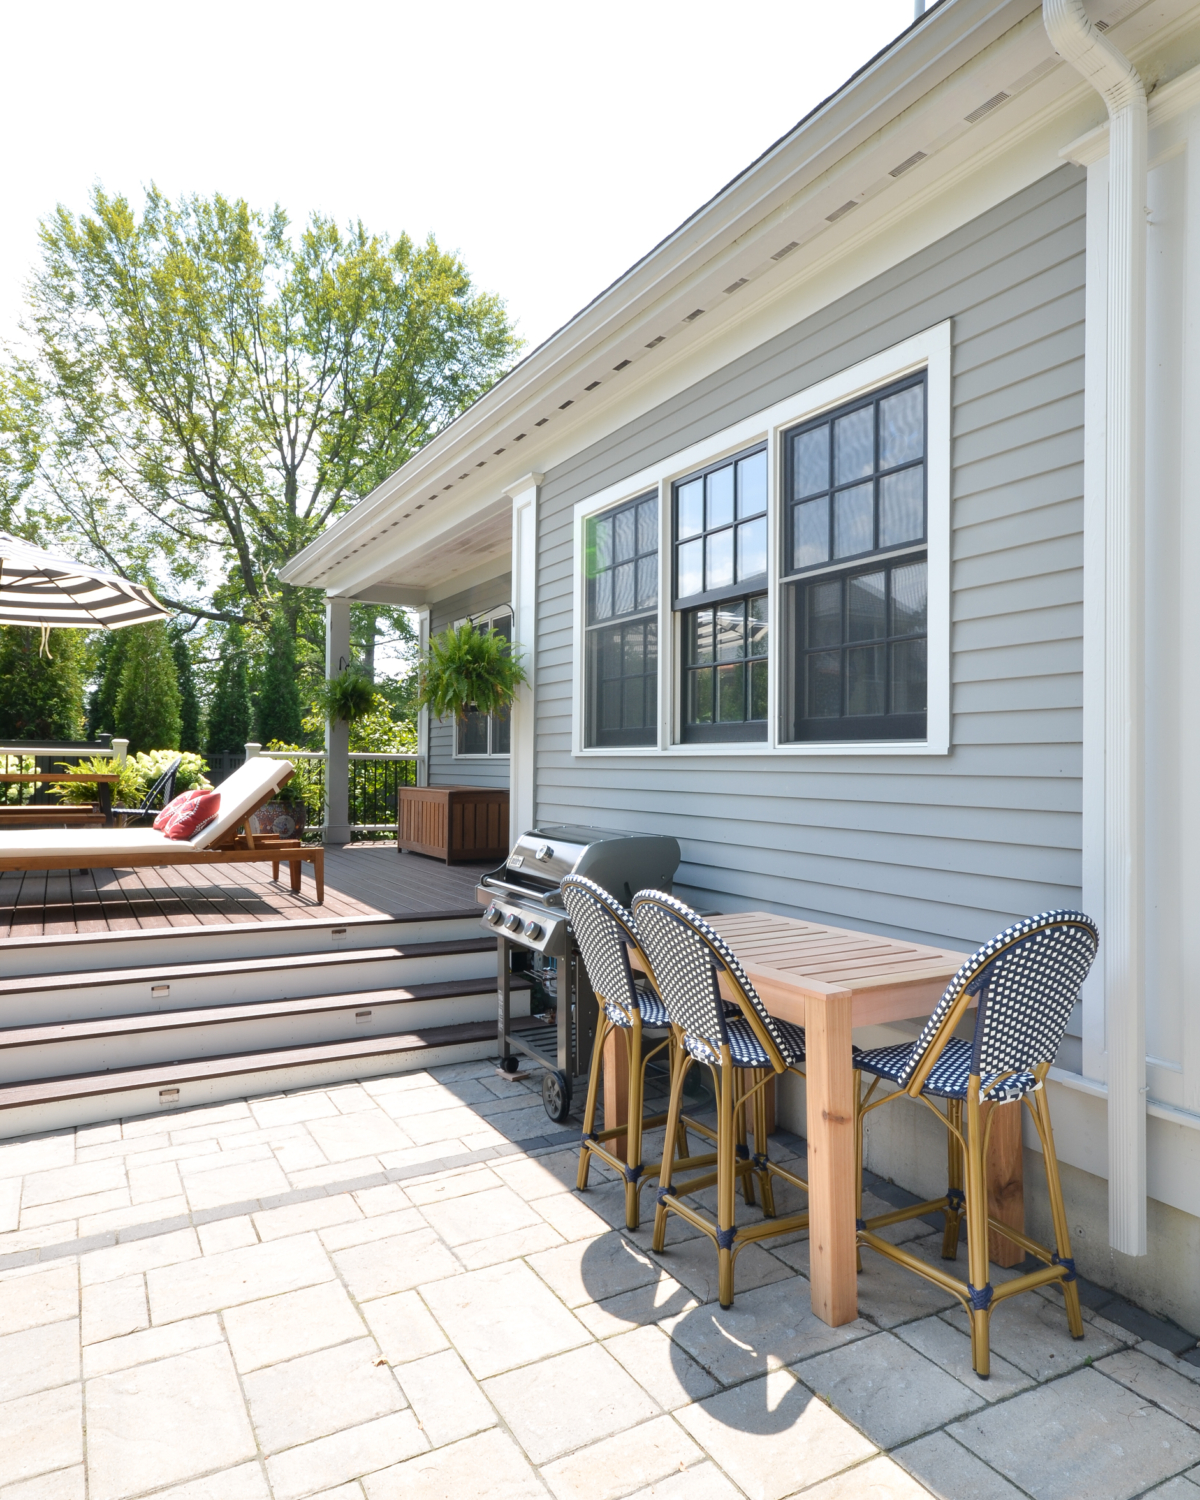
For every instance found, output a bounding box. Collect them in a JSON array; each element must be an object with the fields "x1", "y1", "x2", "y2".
[
  {"x1": 456, "y1": 608, "x2": 512, "y2": 756},
  {"x1": 673, "y1": 445, "x2": 768, "y2": 742},
  {"x1": 782, "y1": 374, "x2": 927, "y2": 741},
  {"x1": 584, "y1": 491, "x2": 658, "y2": 747}
]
